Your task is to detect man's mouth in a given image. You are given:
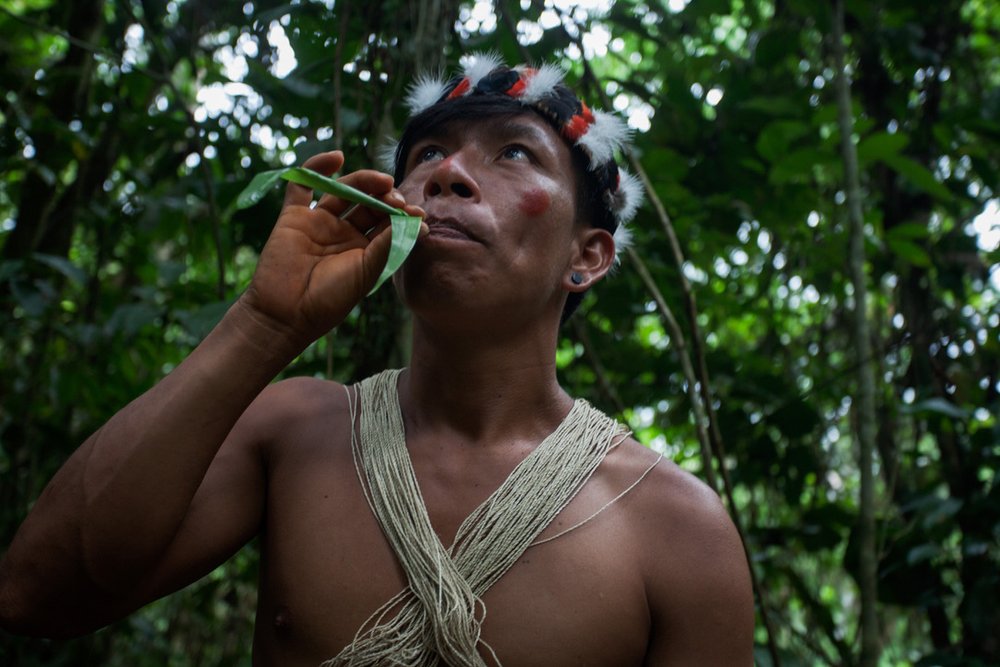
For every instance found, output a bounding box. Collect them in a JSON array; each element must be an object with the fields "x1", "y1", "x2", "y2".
[{"x1": 424, "y1": 216, "x2": 479, "y2": 242}]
